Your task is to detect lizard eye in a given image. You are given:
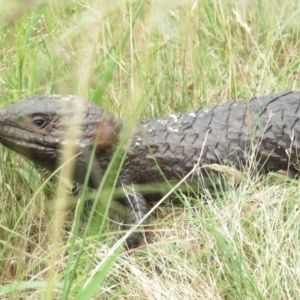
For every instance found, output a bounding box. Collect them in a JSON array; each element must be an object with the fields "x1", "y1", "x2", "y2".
[{"x1": 32, "y1": 116, "x2": 48, "y2": 129}]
